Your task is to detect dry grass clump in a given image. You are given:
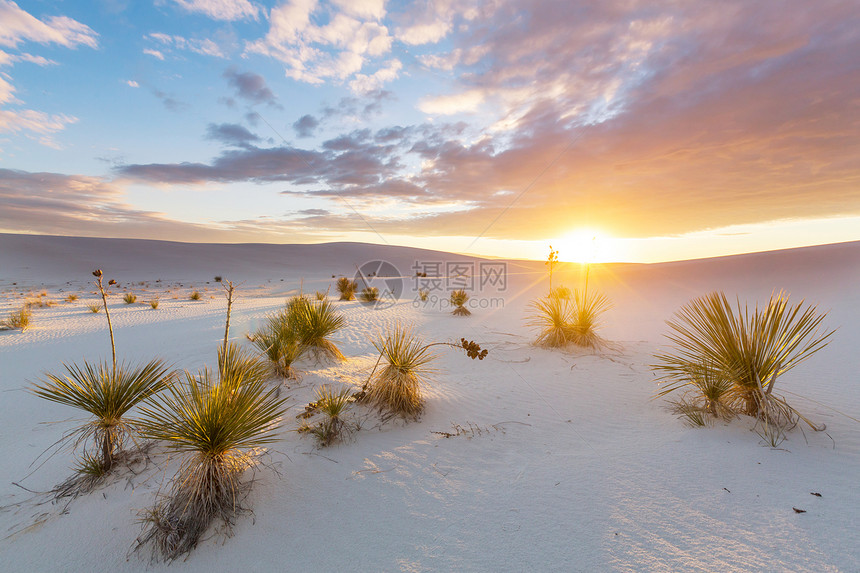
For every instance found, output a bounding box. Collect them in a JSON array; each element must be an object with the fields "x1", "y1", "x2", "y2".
[
  {"x1": 653, "y1": 290, "x2": 834, "y2": 438},
  {"x1": 149, "y1": 298, "x2": 159, "y2": 309},
  {"x1": 450, "y1": 289, "x2": 471, "y2": 316},
  {"x1": 135, "y1": 343, "x2": 286, "y2": 562},
  {"x1": 66, "y1": 293, "x2": 79, "y2": 302},
  {"x1": 123, "y1": 292, "x2": 137, "y2": 304},
  {"x1": 527, "y1": 287, "x2": 611, "y2": 349},
  {"x1": 315, "y1": 290, "x2": 327, "y2": 301},
  {"x1": 32, "y1": 359, "x2": 173, "y2": 478},
  {"x1": 359, "y1": 286, "x2": 379, "y2": 302},
  {"x1": 364, "y1": 326, "x2": 437, "y2": 418},
  {"x1": 1, "y1": 304, "x2": 32, "y2": 330},
  {"x1": 298, "y1": 385, "x2": 356, "y2": 446},
  {"x1": 189, "y1": 290, "x2": 201, "y2": 301},
  {"x1": 335, "y1": 277, "x2": 357, "y2": 300},
  {"x1": 88, "y1": 303, "x2": 101, "y2": 313},
  {"x1": 418, "y1": 289, "x2": 429, "y2": 302}
]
